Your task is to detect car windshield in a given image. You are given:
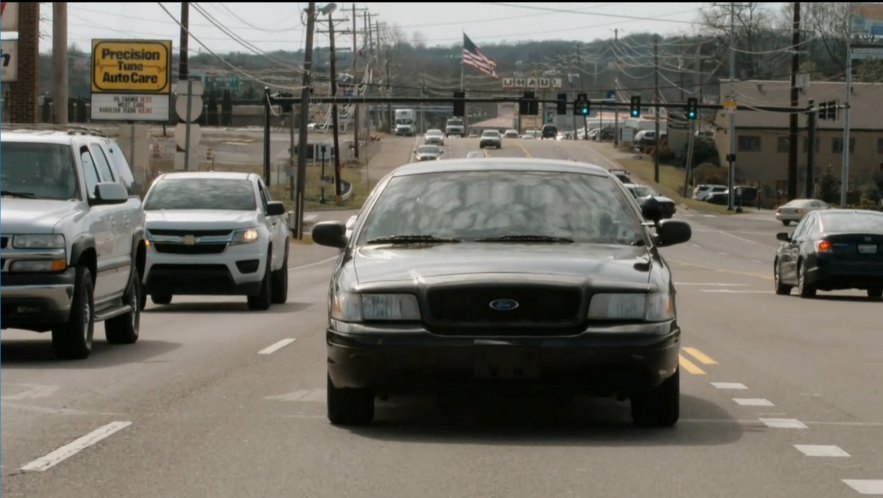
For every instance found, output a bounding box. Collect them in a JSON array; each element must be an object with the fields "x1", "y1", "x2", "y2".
[
  {"x1": 819, "y1": 212, "x2": 883, "y2": 233},
  {"x1": 482, "y1": 131, "x2": 500, "y2": 137},
  {"x1": 0, "y1": 142, "x2": 79, "y2": 200},
  {"x1": 426, "y1": 130, "x2": 443, "y2": 136},
  {"x1": 358, "y1": 170, "x2": 645, "y2": 245},
  {"x1": 144, "y1": 178, "x2": 256, "y2": 210},
  {"x1": 417, "y1": 145, "x2": 440, "y2": 154}
]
